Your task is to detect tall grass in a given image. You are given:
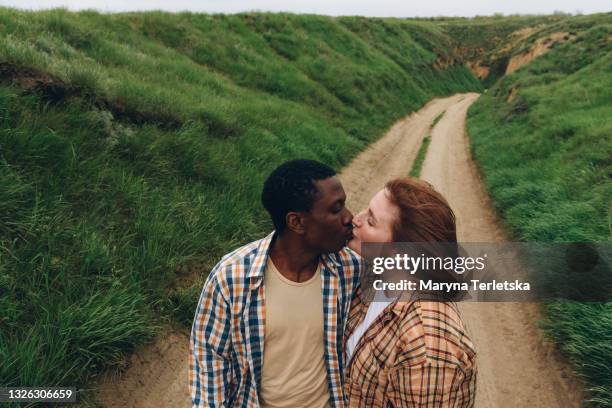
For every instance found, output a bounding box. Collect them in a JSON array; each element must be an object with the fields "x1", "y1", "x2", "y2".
[
  {"x1": 0, "y1": 7, "x2": 482, "y2": 402},
  {"x1": 467, "y1": 16, "x2": 612, "y2": 406}
]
